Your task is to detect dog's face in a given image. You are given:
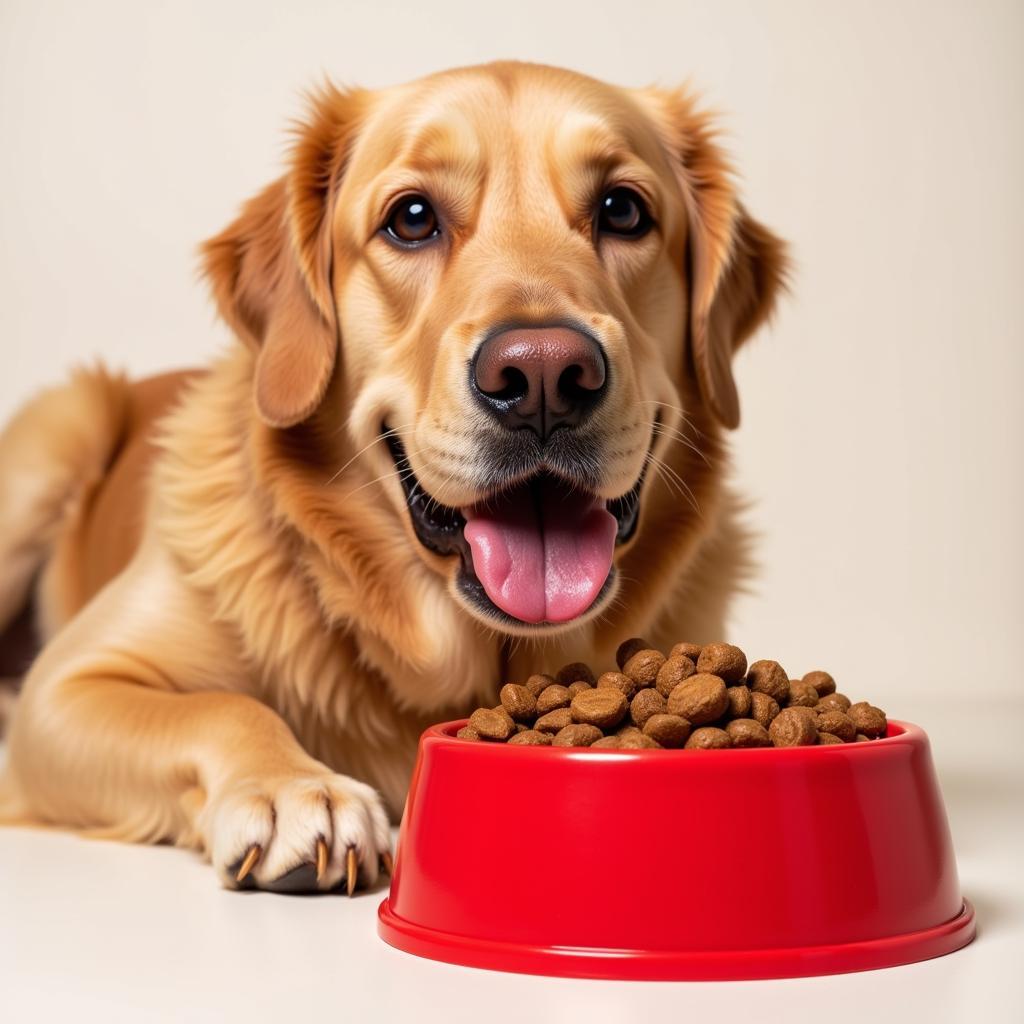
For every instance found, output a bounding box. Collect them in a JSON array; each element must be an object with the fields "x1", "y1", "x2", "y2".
[{"x1": 204, "y1": 63, "x2": 786, "y2": 636}]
